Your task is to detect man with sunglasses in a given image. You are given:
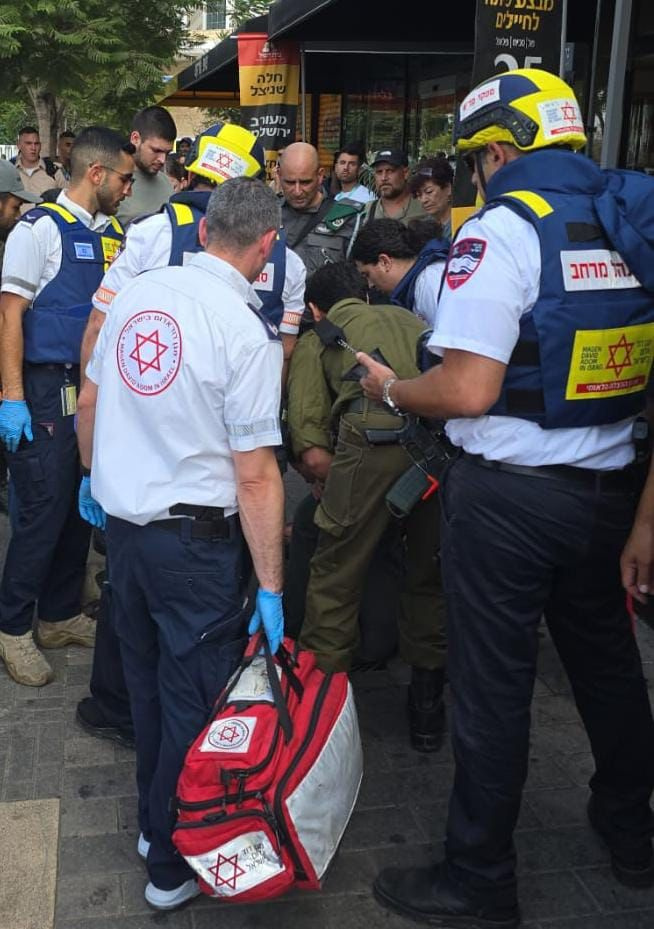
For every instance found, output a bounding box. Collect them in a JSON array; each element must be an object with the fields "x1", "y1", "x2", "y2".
[
  {"x1": 0, "y1": 126, "x2": 134, "y2": 687},
  {"x1": 358, "y1": 69, "x2": 654, "y2": 927}
]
